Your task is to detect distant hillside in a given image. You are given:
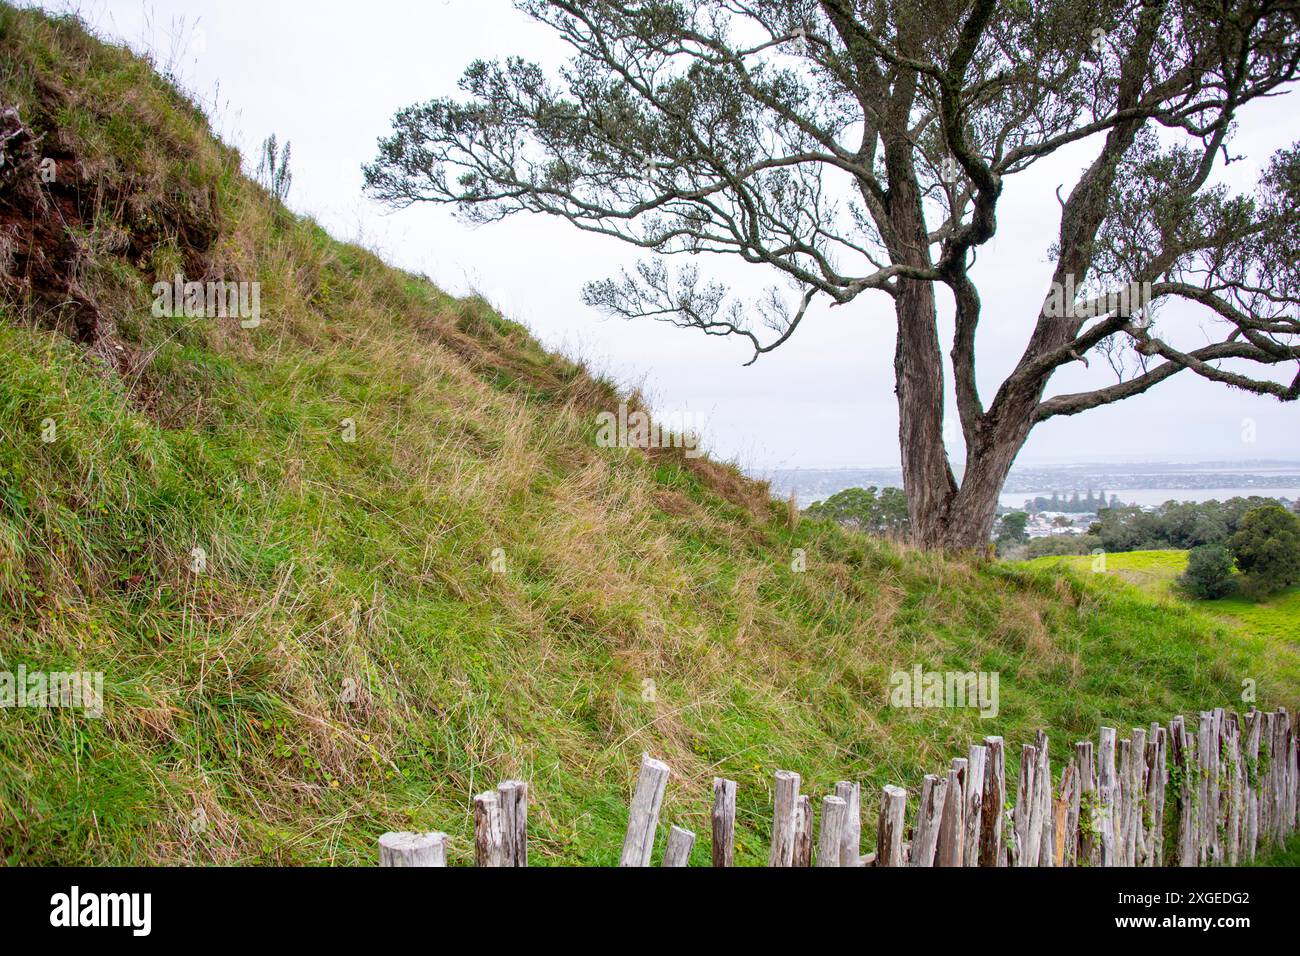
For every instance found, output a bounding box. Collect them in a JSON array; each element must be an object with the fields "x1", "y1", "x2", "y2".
[{"x1": 1, "y1": 5, "x2": 1297, "y2": 865}]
